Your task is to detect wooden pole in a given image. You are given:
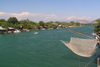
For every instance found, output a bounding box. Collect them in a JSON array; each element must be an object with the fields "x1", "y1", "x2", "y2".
[
  {"x1": 65, "y1": 28, "x2": 95, "y2": 39},
  {"x1": 75, "y1": 30, "x2": 94, "y2": 36}
]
